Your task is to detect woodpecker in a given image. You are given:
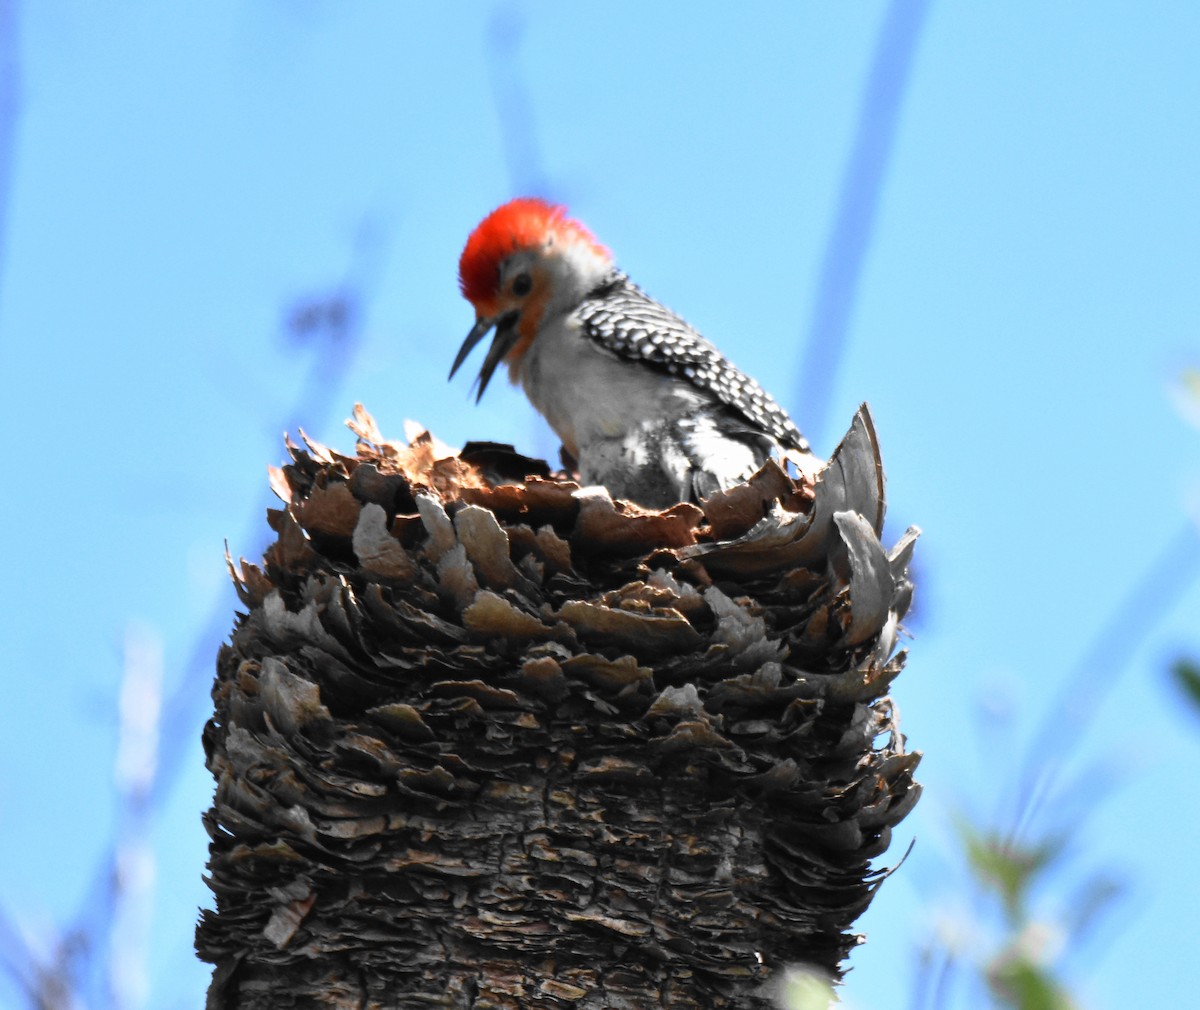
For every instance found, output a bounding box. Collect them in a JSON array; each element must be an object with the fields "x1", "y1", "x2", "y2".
[{"x1": 450, "y1": 198, "x2": 817, "y2": 508}]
